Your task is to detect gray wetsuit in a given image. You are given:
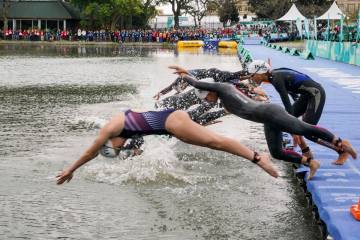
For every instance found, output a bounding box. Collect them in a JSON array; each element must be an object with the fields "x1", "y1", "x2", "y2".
[{"x1": 184, "y1": 75, "x2": 337, "y2": 164}]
